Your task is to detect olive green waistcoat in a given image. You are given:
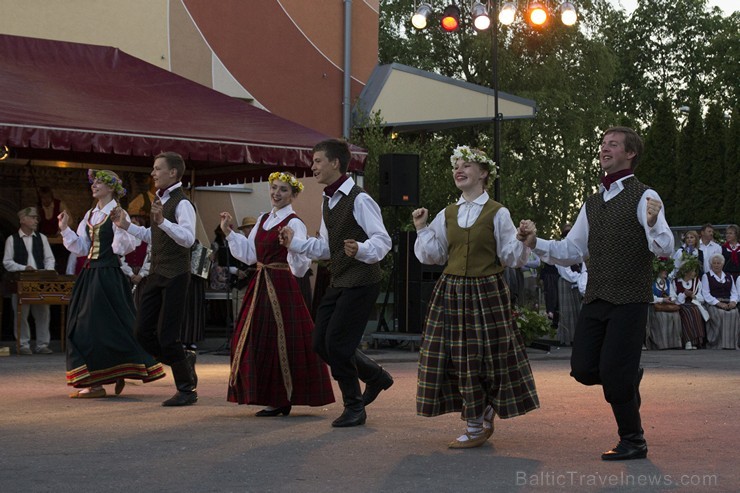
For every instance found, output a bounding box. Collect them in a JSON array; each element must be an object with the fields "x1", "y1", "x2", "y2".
[{"x1": 443, "y1": 199, "x2": 504, "y2": 277}]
